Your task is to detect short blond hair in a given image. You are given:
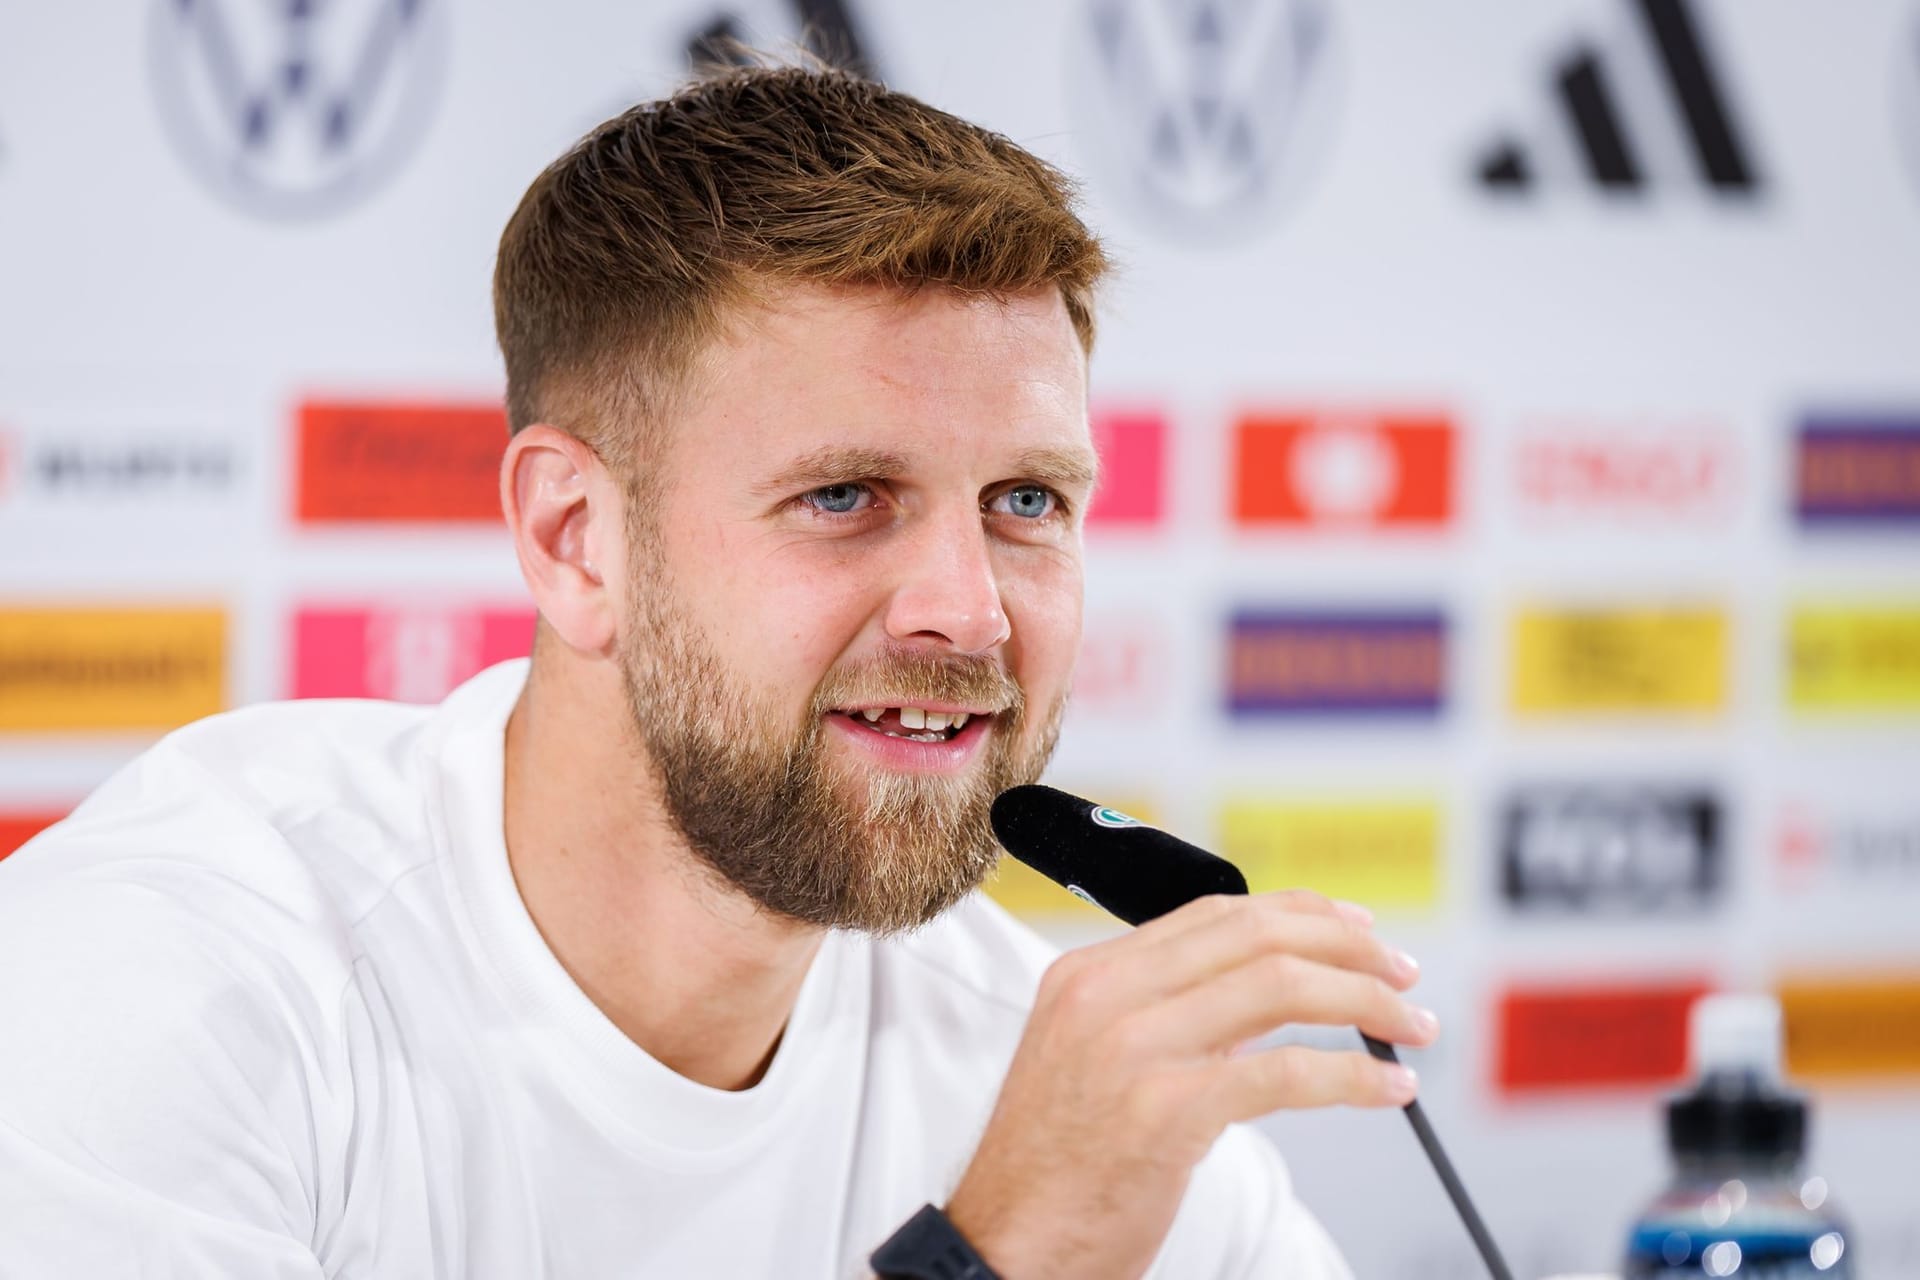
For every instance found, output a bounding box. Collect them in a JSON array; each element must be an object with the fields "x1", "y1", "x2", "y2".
[{"x1": 492, "y1": 63, "x2": 1109, "y2": 469}]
